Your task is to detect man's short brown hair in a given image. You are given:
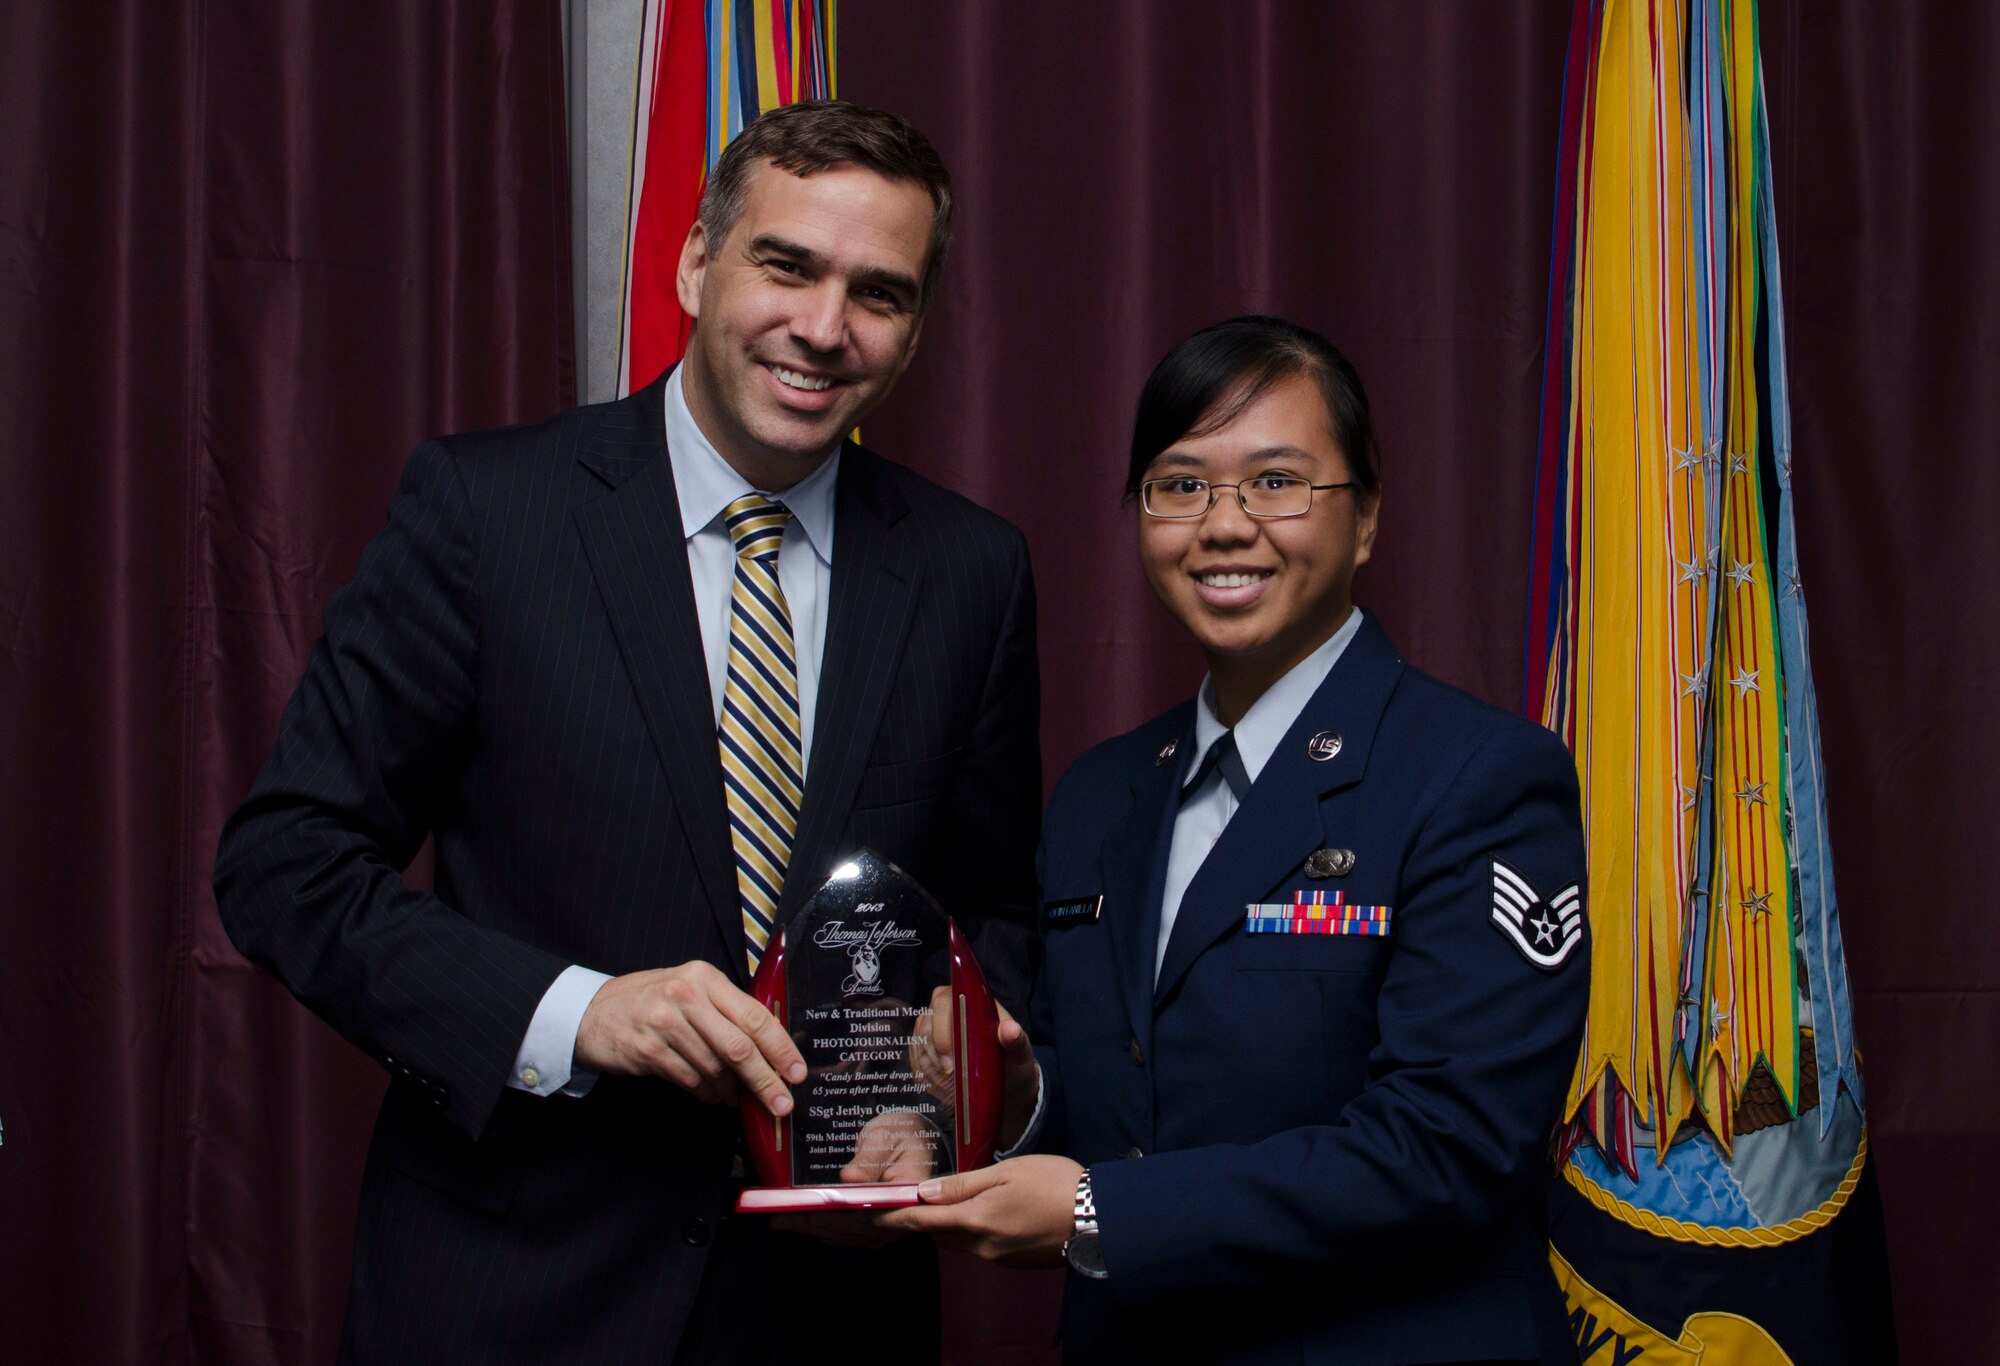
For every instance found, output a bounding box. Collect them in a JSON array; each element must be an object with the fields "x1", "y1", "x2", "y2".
[{"x1": 696, "y1": 100, "x2": 955, "y2": 311}]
